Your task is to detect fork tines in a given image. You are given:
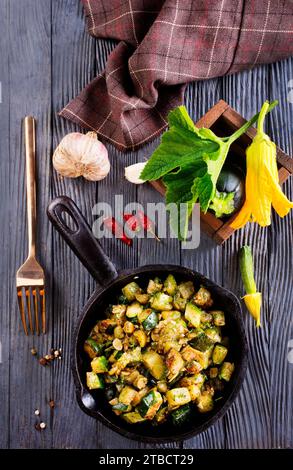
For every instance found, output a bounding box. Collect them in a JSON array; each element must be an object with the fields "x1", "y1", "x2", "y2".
[{"x1": 17, "y1": 286, "x2": 45, "y2": 335}]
